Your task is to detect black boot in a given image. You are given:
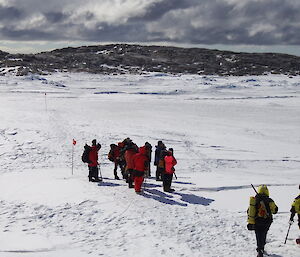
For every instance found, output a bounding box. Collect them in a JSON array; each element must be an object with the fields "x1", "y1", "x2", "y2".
[
  {"x1": 164, "y1": 187, "x2": 171, "y2": 192},
  {"x1": 128, "y1": 183, "x2": 134, "y2": 188},
  {"x1": 257, "y1": 249, "x2": 263, "y2": 257}
]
